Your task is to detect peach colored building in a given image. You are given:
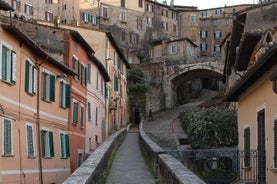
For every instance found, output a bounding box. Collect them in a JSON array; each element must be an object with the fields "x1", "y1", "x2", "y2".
[
  {"x1": 0, "y1": 23, "x2": 75, "y2": 183},
  {"x1": 224, "y1": 2, "x2": 277, "y2": 183}
]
